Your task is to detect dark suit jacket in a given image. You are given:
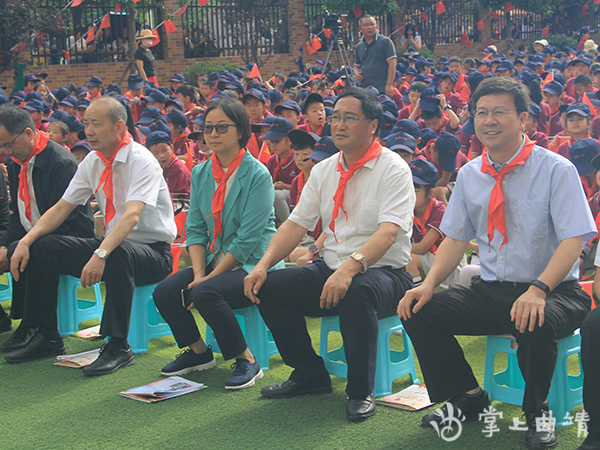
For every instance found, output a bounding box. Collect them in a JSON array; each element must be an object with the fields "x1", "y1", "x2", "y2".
[{"x1": 0, "y1": 138, "x2": 95, "y2": 248}]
